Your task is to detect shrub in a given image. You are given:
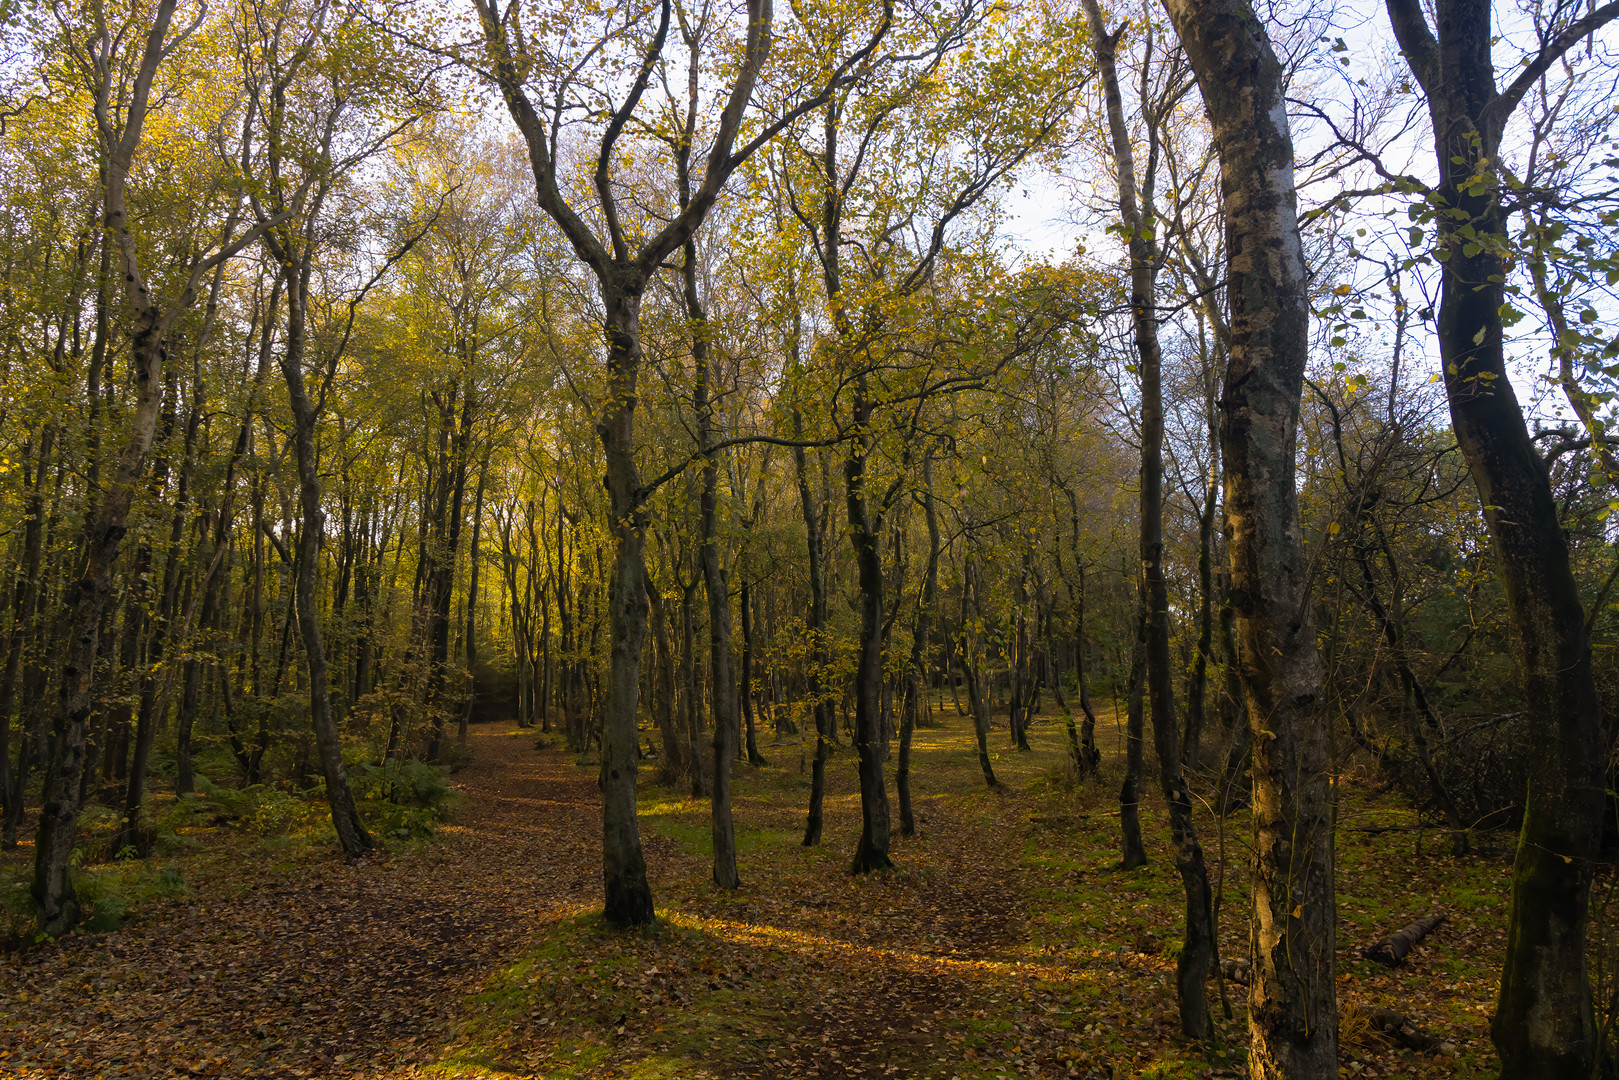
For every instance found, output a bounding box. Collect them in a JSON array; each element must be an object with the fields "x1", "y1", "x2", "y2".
[
  {"x1": 353, "y1": 758, "x2": 460, "y2": 841},
  {"x1": 192, "y1": 775, "x2": 318, "y2": 834}
]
